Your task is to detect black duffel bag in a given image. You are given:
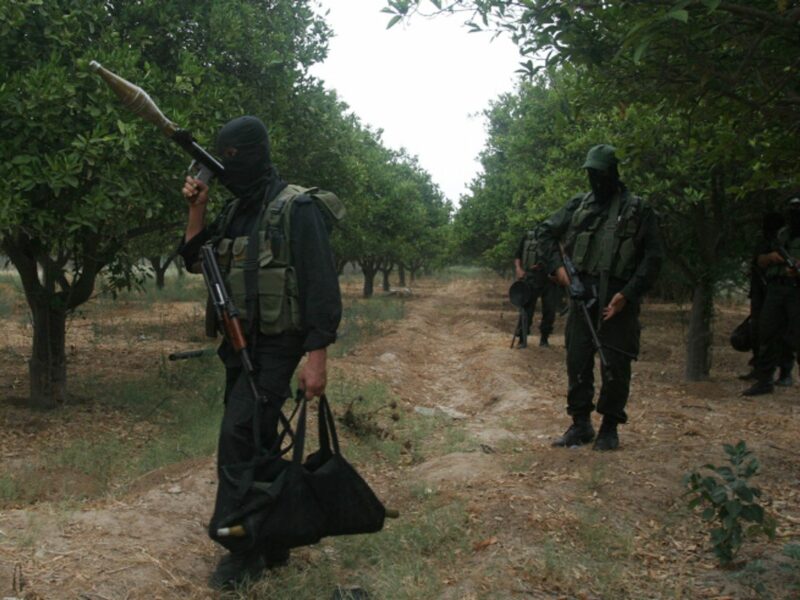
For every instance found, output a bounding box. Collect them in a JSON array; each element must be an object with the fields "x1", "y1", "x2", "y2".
[
  {"x1": 214, "y1": 392, "x2": 389, "y2": 552},
  {"x1": 730, "y1": 315, "x2": 753, "y2": 352}
]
